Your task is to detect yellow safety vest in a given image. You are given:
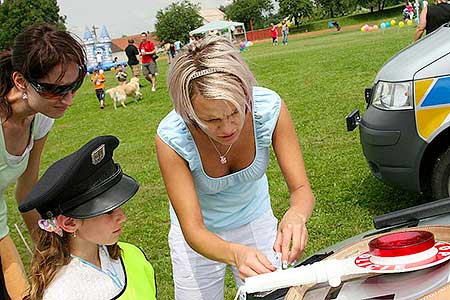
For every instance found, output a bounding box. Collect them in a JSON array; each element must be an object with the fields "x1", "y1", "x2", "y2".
[{"x1": 113, "y1": 242, "x2": 156, "y2": 300}]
